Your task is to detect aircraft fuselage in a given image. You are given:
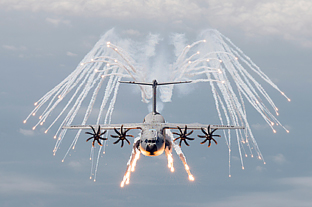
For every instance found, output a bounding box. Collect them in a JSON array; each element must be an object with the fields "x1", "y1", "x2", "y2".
[{"x1": 139, "y1": 112, "x2": 166, "y2": 156}]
